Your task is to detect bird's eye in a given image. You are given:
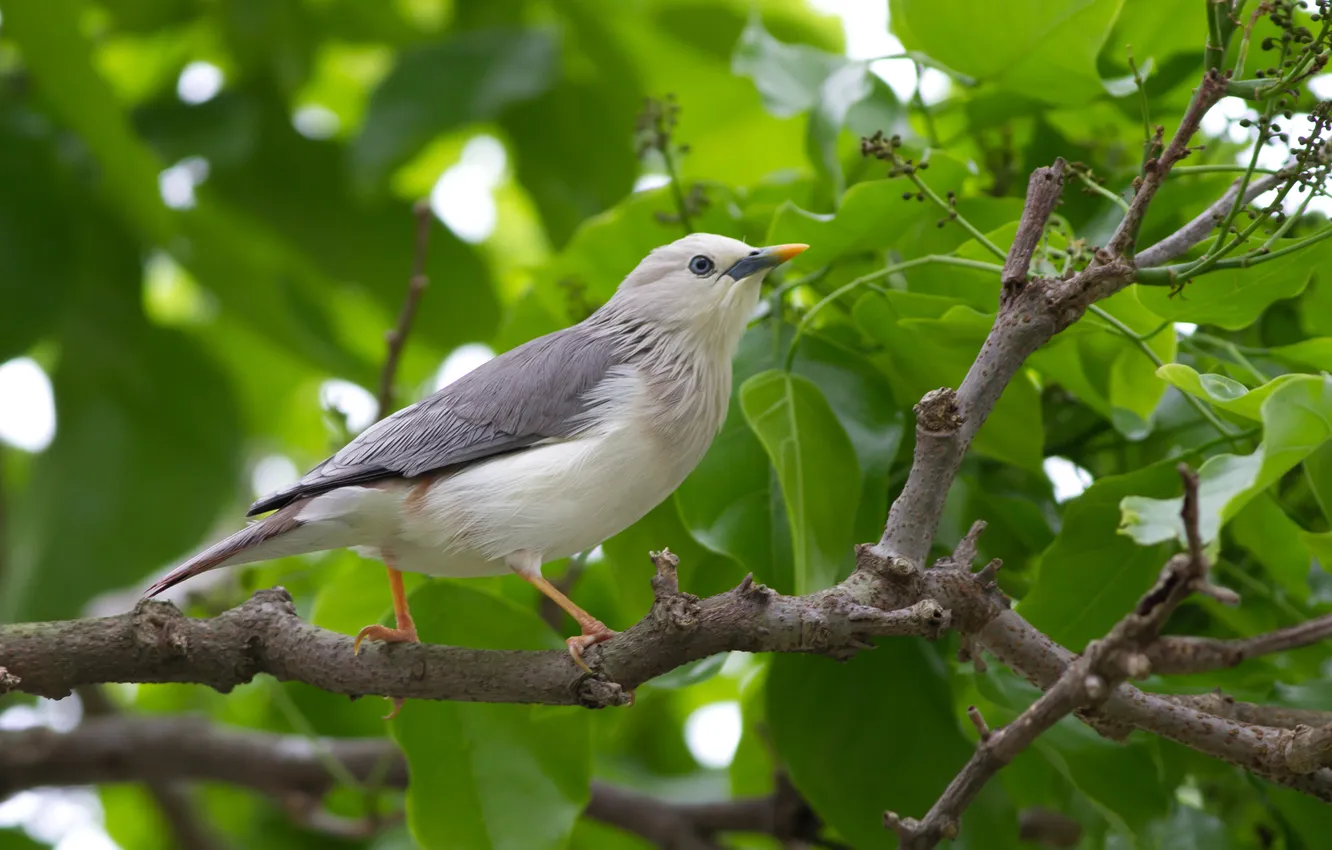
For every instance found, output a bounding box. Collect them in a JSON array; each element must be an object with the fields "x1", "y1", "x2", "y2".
[{"x1": 688, "y1": 255, "x2": 715, "y2": 276}]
